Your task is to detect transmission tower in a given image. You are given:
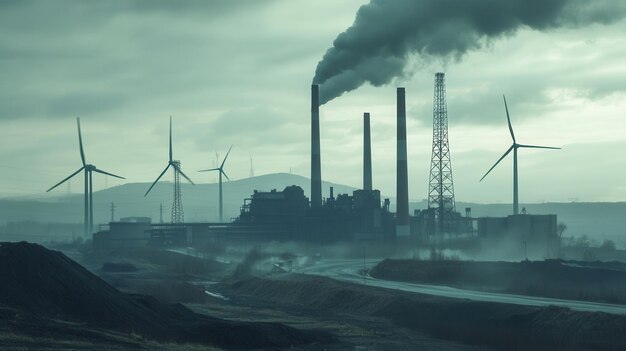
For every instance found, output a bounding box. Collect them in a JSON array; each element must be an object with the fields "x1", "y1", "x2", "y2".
[
  {"x1": 171, "y1": 160, "x2": 184, "y2": 223},
  {"x1": 428, "y1": 73, "x2": 456, "y2": 235}
]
